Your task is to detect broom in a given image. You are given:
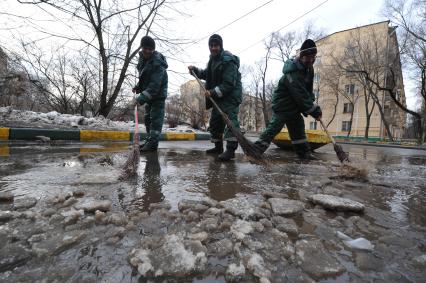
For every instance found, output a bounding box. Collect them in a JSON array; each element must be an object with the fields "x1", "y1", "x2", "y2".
[
  {"x1": 191, "y1": 71, "x2": 264, "y2": 162},
  {"x1": 318, "y1": 118, "x2": 349, "y2": 163},
  {"x1": 119, "y1": 100, "x2": 141, "y2": 180}
]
